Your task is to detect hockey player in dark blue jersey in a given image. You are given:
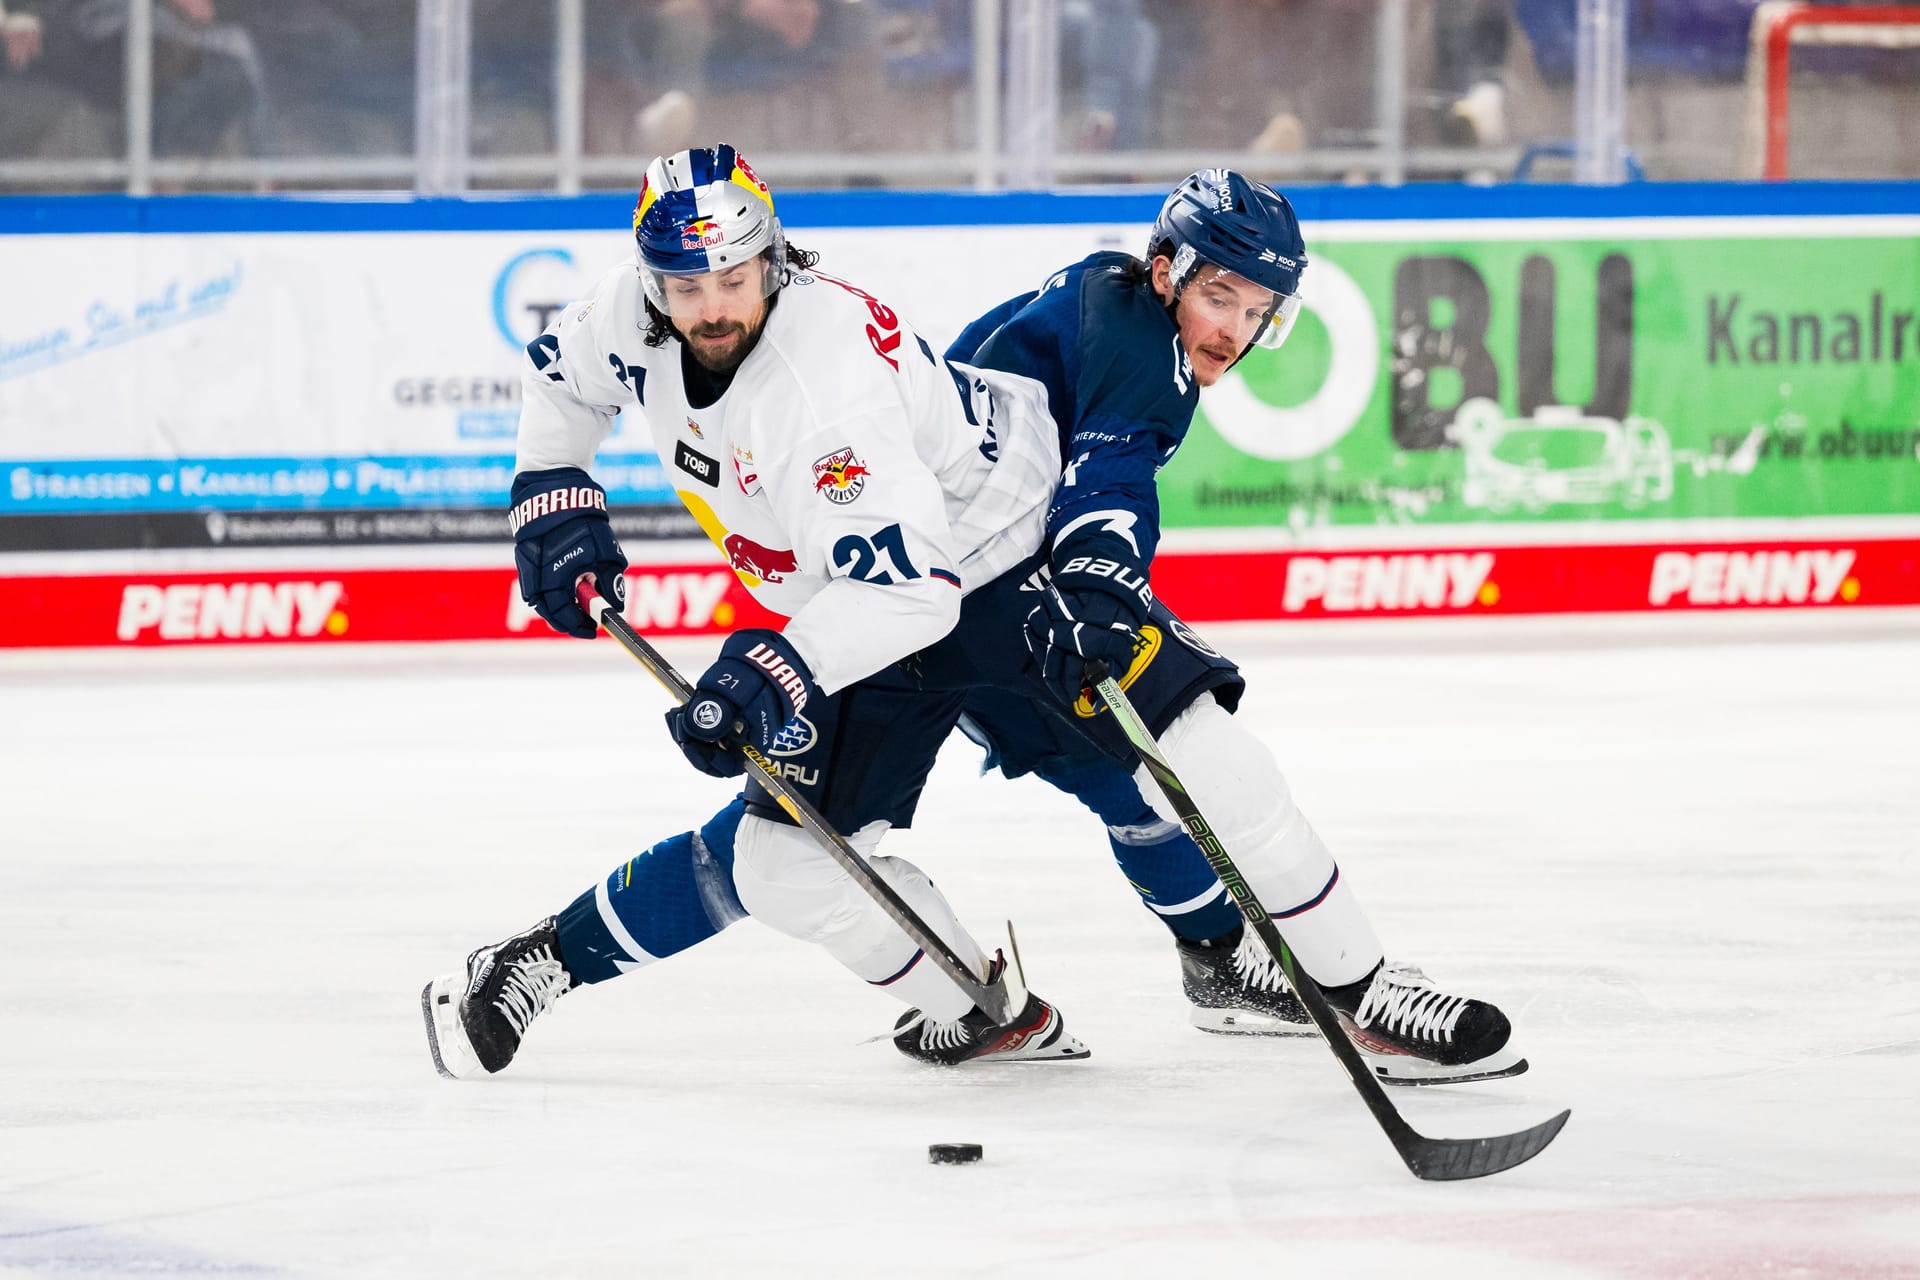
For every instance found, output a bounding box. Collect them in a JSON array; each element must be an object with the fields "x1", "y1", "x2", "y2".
[
  {"x1": 925, "y1": 168, "x2": 1519, "y2": 1083},
  {"x1": 429, "y1": 167, "x2": 1525, "y2": 1087}
]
